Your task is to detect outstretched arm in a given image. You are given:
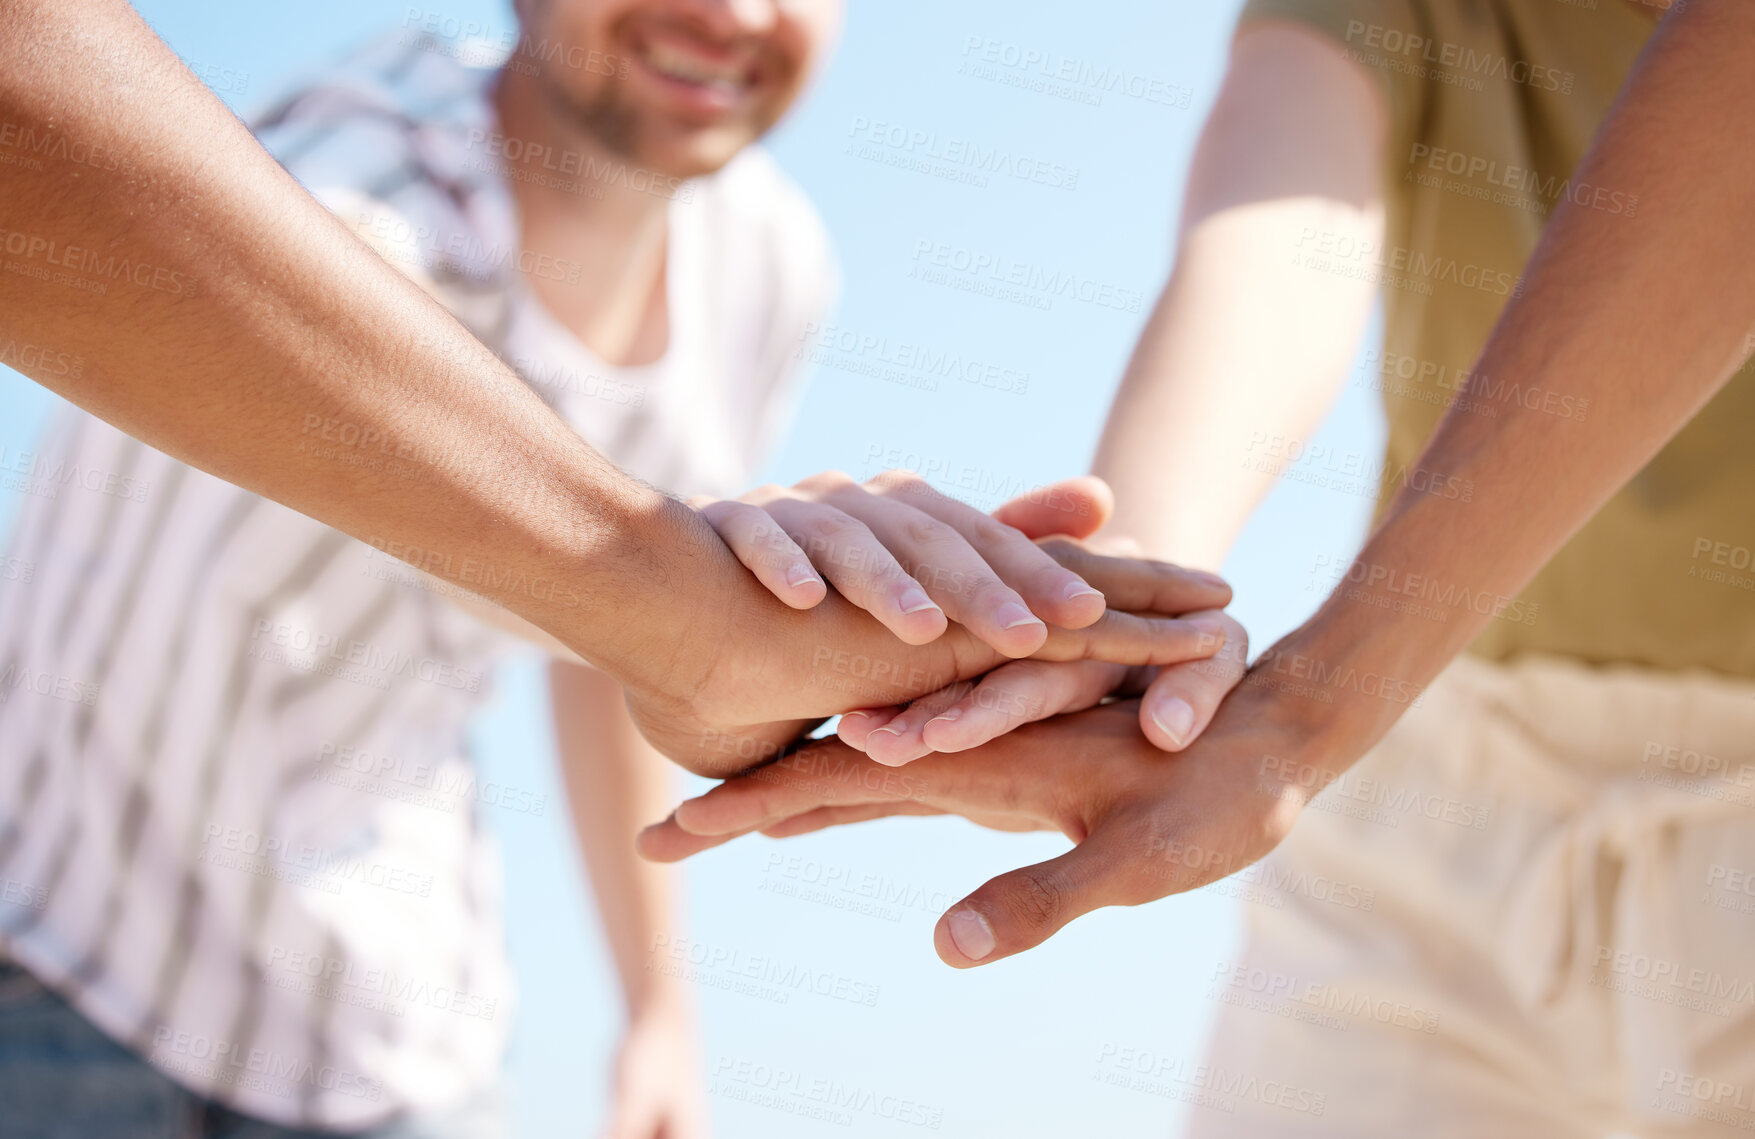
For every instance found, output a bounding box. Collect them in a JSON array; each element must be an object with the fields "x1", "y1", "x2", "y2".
[
  {"x1": 1093, "y1": 20, "x2": 1386, "y2": 571},
  {"x1": 643, "y1": 0, "x2": 1755, "y2": 961},
  {"x1": 0, "y1": 0, "x2": 1230, "y2": 774}
]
